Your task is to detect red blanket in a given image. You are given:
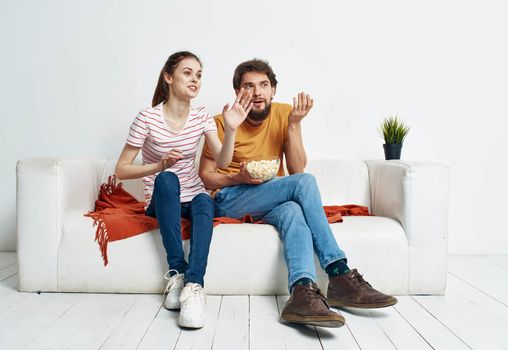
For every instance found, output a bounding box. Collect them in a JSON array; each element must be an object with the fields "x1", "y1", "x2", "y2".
[{"x1": 85, "y1": 176, "x2": 370, "y2": 266}]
